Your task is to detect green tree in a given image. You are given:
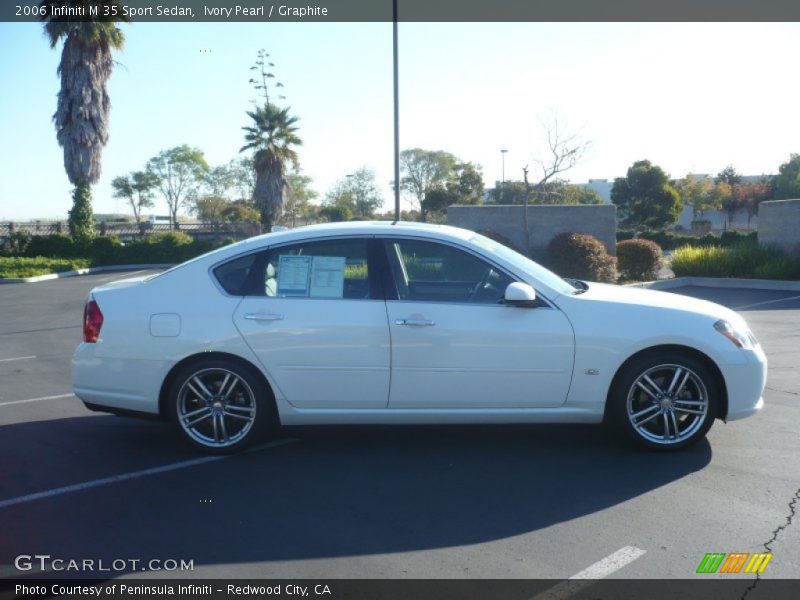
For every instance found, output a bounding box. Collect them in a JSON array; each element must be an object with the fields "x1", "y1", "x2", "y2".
[
  {"x1": 400, "y1": 148, "x2": 457, "y2": 216},
  {"x1": 347, "y1": 168, "x2": 384, "y2": 218},
  {"x1": 241, "y1": 104, "x2": 302, "y2": 233},
  {"x1": 449, "y1": 162, "x2": 484, "y2": 204},
  {"x1": 774, "y1": 154, "x2": 800, "y2": 200},
  {"x1": 735, "y1": 178, "x2": 774, "y2": 228},
  {"x1": 676, "y1": 175, "x2": 719, "y2": 219},
  {"x1": 146, "y1": 145, "x2": 210, "y2": 229},
  {"x1": 41, "y1": 0, "x2": 128, "y2": 240},
  {"x1": 241, "y1": 50, "x2": 302, "y2": 233},
  {"x1": 319, "y1": 204, "x2": 353, "y2": 223},
  {"x1": 325, "y1": 169, "x2": 384, "y2": 219},
  {"x1": 283, "y1": 172, "x2": 319, "y2": 227},
  {"x1": 194, "y1": 195, "x2": 229, "y2": 225},
  {"x1": 714, "y1": 181, "x2": 740, "y2": 228},
  {"x1": 111, "y1": 170, "x2": 158, "y2": 224},
  {"x1": 561, "y1": 185, "x2": 604, "y2": 205},
  {"x1": 422, "y1": 163, "x2": 485, "y2": 218},
  {"x1": 229, "y1": 157, "x2": 257, "y2": 201},
  {"x1": 222, "y1": 200, "x2": 261, "y2": 224},
  {"x1": 611, "y1": 160, "x2": 682, "y2": 229},
  {"x1": 488, "y1": 180, "x2": 528, "y2": 204},
  {"x1": 716, "y1": 165, "x2": 743, "y2": 191},
  {"x1": 421, "y1": 188, "x2": 458, "y2": 216}
]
